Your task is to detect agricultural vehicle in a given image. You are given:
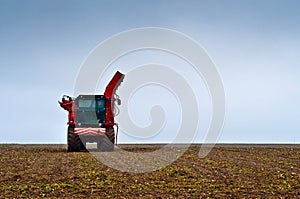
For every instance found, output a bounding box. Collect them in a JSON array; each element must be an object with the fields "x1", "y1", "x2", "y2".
[{"x1": 59, "y1": 71, "x2": 125, "y2": 152}]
